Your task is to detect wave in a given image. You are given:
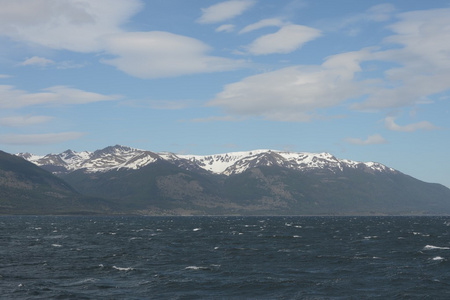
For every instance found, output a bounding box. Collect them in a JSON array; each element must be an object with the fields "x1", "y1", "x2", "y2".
[
  {"x1": 112, "y1": 266, "x2": 134, "y2": 271},
  {"x1": 185, "y1": 264, "x2": 220, "y2": 271},
  {"x1": 185, "y1": 266, "x2": 209, "y2": 270},
  {"x1": 432, "y1": 256, "x2": 445, "y2": 261},
  {"x1": 423, "y1": 245, "x2": 450, "y2": 250}
]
